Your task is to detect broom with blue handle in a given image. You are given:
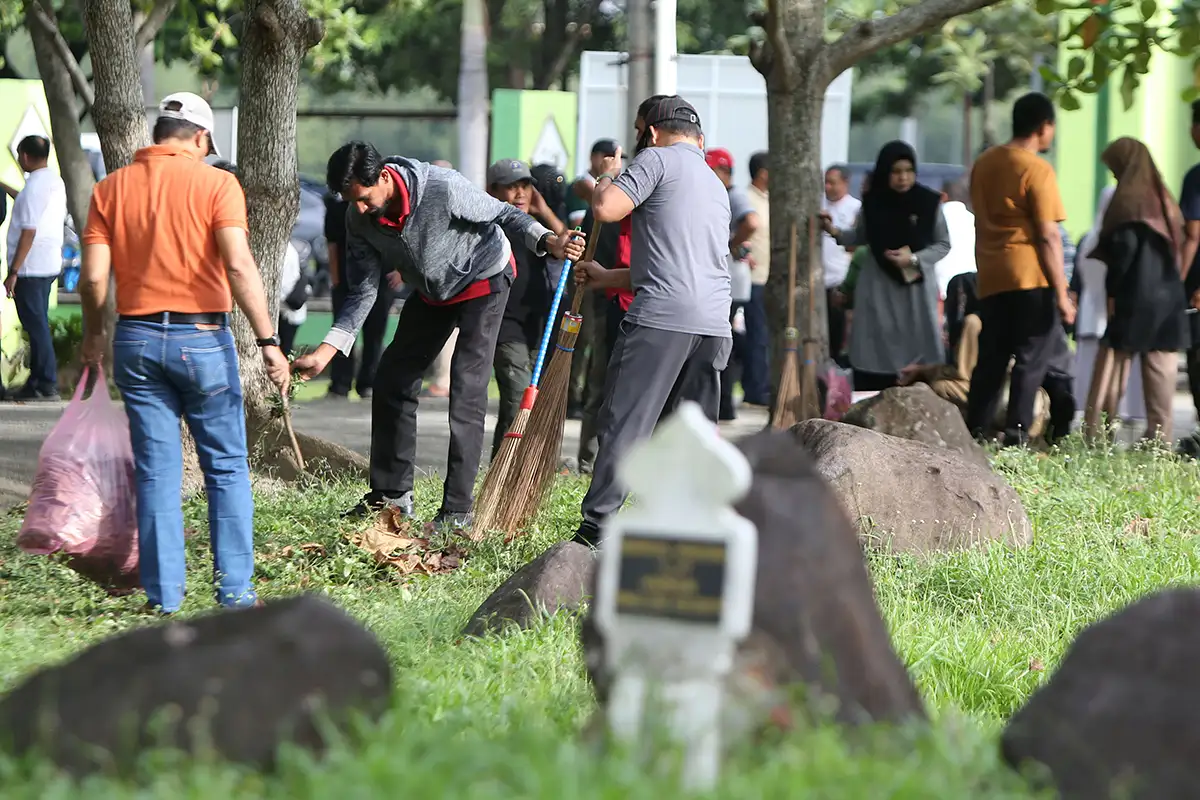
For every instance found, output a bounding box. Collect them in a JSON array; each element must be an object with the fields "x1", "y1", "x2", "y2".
[{"x1": 472, "y1": 225, "x2": 589, "y2": 538}]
